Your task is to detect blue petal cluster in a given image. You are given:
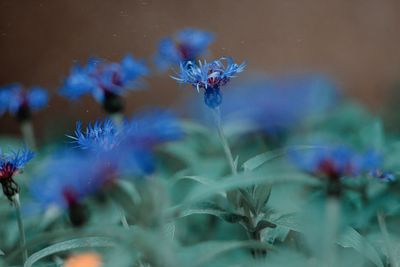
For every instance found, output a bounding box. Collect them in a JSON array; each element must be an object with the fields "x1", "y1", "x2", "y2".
[
  {"x1": 289, "y1": 145, "x2": 382, "y2": 180},
  {"x1": 60, "y1": 54, "x2": 148, "y2": 103},
  {"x1": 0, "y1": 147, "x2": 34, "y2": 200},
  {"x1": 30, "y1": 151, "x2": 114, "y2": 209},
  {"x1": 0, "y1": 84, "x2": 49, "y2": 116},
  {"x1": 154, "y1": 28, "x2": 214, "y2": 70},
  {"x1": 220, "y1": 74, "x2": 339, "y2": 135},
  {"x1": 172, "y1": 58, "x2": 245, "y2": 108},
  {"x1": 69, "y1": 119, "x2": 119, "y2": 151}
]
